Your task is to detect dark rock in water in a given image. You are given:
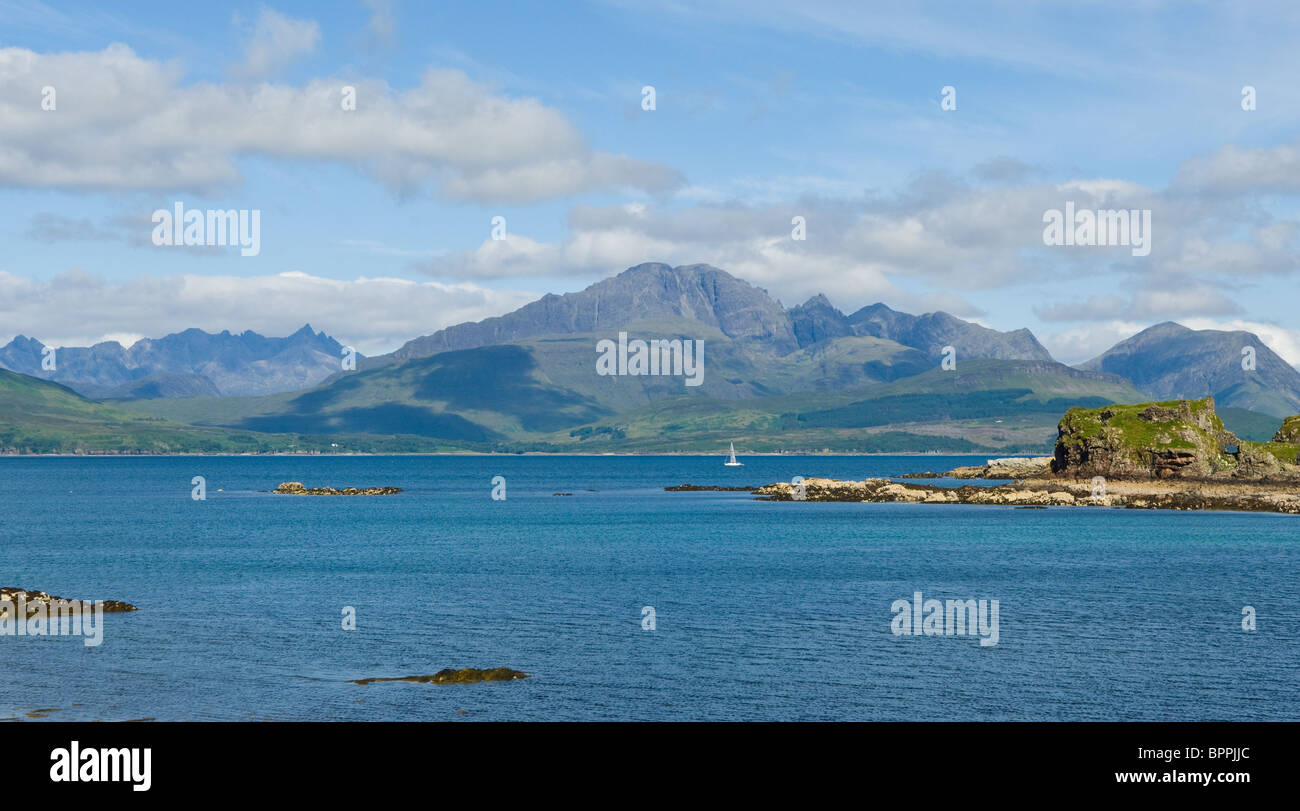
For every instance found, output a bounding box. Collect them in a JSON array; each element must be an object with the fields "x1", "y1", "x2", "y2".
[
  {"x1": 0, "y1": 587, "x2": 137, "y2": 618},
  {"x1": 665, "y1": 483, "x2": 755, "y2": 491},
  {"x1": 274, "y1": 481, "x2": 401, "y2": 495},
  {"x1": 351, "y1": 668, "x2": 529, "y2": 685},
  {"x1": 553, "y1": 492, "x2": 573, "y2": 497}
]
